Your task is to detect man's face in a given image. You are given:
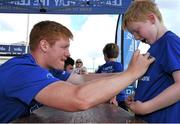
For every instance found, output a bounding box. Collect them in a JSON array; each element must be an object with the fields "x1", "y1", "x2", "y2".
[{"x1": 46, "y1": 37, "x2": 70, "y2": 70}]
